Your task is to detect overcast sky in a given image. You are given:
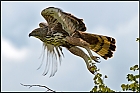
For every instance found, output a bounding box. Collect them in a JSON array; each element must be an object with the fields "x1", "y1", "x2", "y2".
[{"x1": 1, "y1": 1, "x2": 139, "y2": 92}]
